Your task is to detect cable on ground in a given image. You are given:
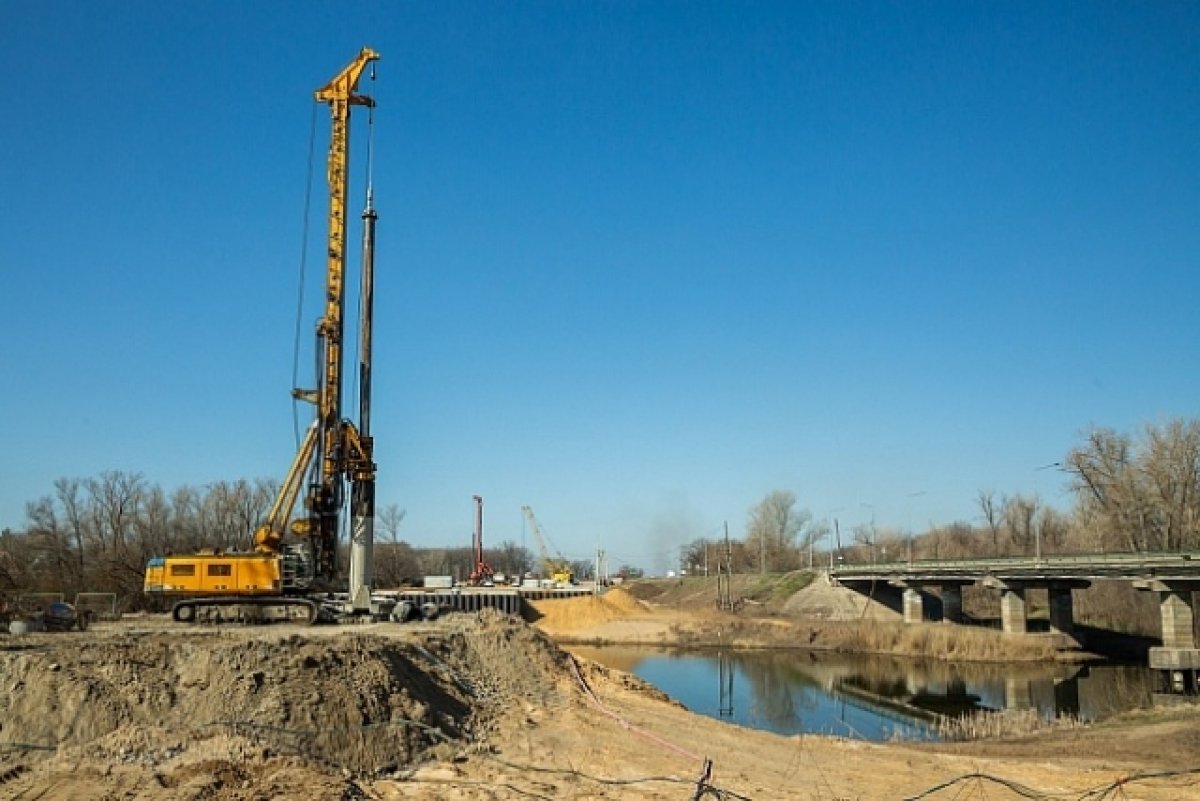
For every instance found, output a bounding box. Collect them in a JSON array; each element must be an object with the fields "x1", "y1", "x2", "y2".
[{"x1": 8, "y1": 713, "x2": 1200, "y2": 800}]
